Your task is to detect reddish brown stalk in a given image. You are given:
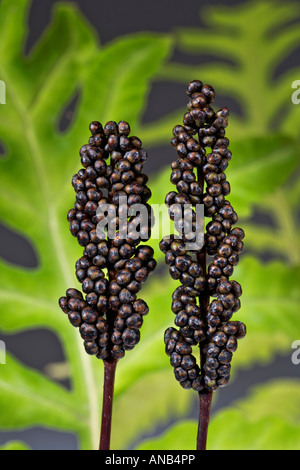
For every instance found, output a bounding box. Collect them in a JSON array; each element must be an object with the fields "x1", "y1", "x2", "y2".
[
  {"x1": 197, "y1": 389, "x2": 213, "y2": 450},
  {"x1": 99, "y1": 358, "x2": 118, "y2": 450}
]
